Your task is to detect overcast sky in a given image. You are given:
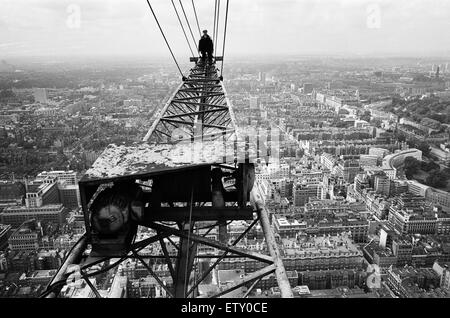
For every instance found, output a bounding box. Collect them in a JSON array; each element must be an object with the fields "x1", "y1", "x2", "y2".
[{"x1": 1, "y1": 0, "x2": 450, "y2": 59}]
